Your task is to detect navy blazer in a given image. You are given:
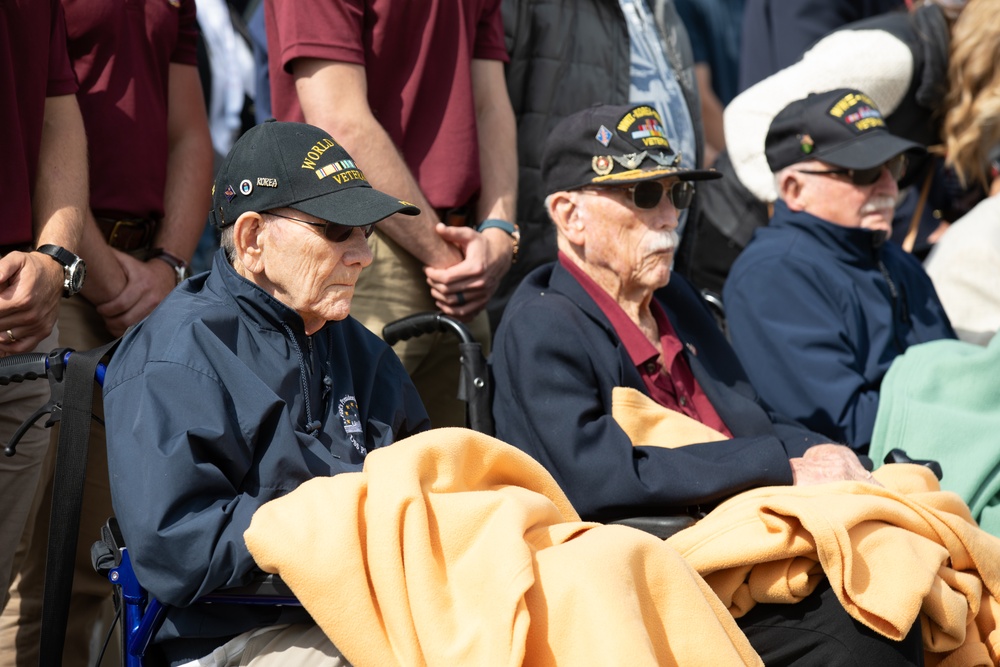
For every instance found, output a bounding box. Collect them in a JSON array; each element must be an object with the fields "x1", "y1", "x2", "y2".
[{"x1": 491, "y1": 262, "x2": 827, "y2": 522}]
